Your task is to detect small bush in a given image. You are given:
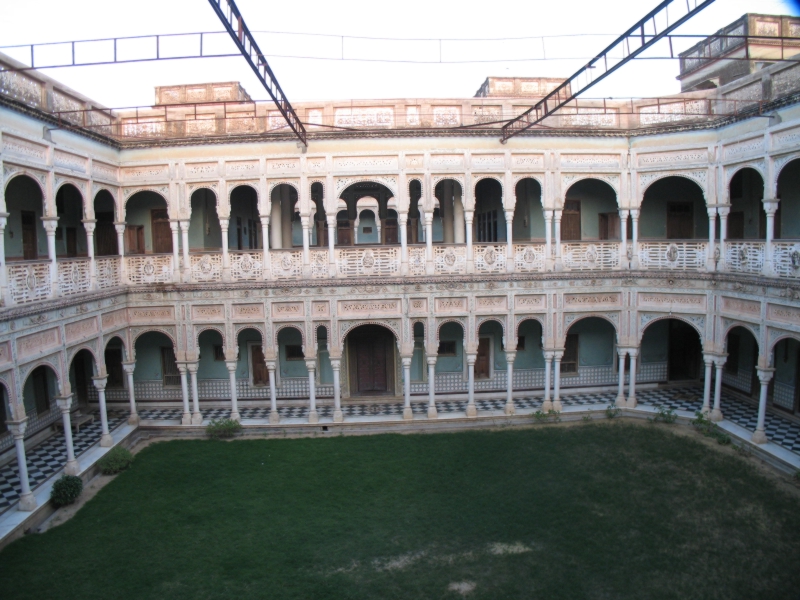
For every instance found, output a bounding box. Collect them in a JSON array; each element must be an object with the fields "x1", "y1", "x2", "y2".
[
  {"x1": 50, "y1": 475, "x2": 83, "y2": 507},
  {"x1": 98, "y1": 446, "x2": 134, "y2": 475},
  {"x1": 692, "y1": 412, "x2": 731, "y2": 445},
  {"x1": 649, "y1": 405, "x2": 677, "y2": 425},
  {"x1": 206, "y1": 418, "x2": 242, "y2": 440},
  {"x1": 582, "y1": 414, "x2": 592, "y2": 422},
  {"x1": 605, "y1": 405, "x2": 621, "y2": 419},
  {"x1": 793, "y1": 470, "x2": 800, "y2": 482},
  {"x1": 533, "y1": 410, "x2": 561, "y2": 423}
]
